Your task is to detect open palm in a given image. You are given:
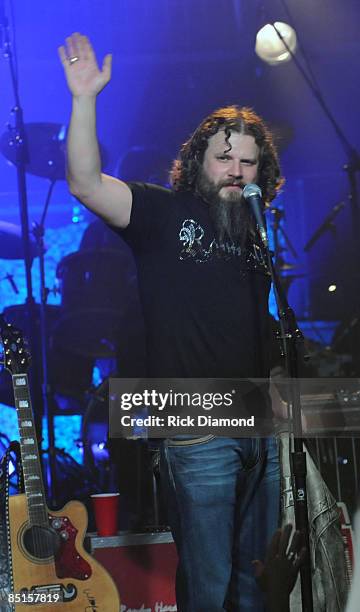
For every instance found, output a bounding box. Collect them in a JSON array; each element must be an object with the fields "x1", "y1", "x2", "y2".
[{"x1": 58, "y1": 32, "x2": 112, "y2": 97}]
